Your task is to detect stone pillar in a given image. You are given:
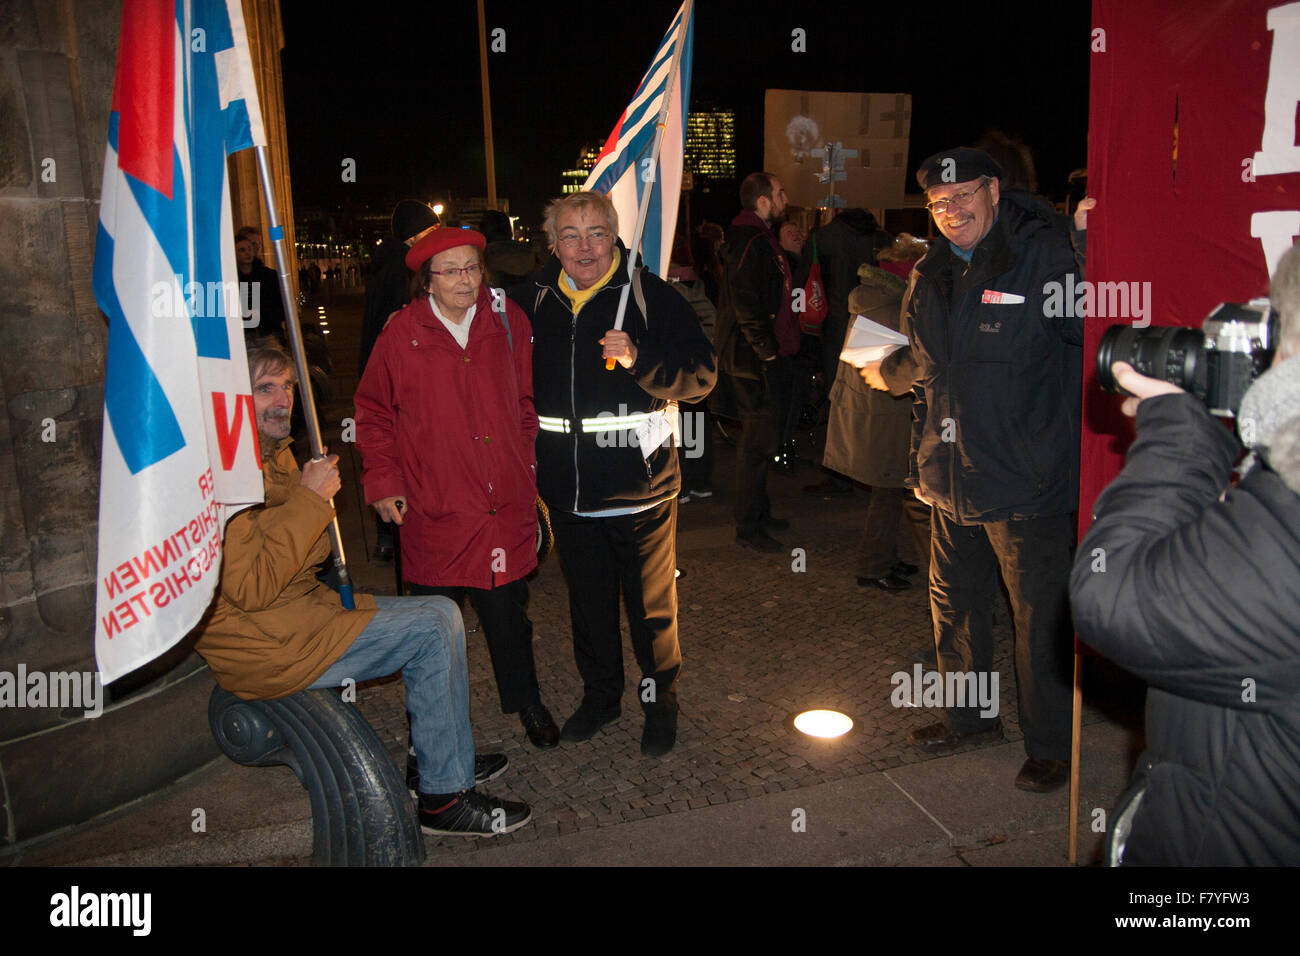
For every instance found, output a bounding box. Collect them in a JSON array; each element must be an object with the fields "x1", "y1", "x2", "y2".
[{"x1": 0, "y1": 0, "x2": 292, "y2": 850}]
